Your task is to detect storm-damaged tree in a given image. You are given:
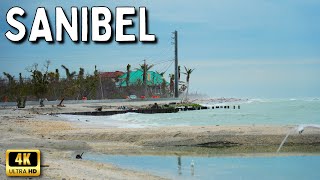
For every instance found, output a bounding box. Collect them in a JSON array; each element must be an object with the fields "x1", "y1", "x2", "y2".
[
  {"x1": 2, "y1": 72, "x2": 16, "y2": 103},
  {"x1": 156, "y1": 71, "x2": 167, "y2": 97},
  {"x1": 126, "y1": 64, "x2": 131, "y2": 89},
  {"x1": 75, "y1": 67, "x2": 85, "y2": 100},
  {"x1": 169, "y1": 74, "x2": 174, "y2": 97},
  {"x1": 27, "y1": 62, "x2": 50, "y2": 107},
  {"x1": 61, "y1": 65, "x2": 76, "y2": 81},
  {"x1": 161, "y1": 79, "x2": 168, "y2": 97},
  {"x1": 139, "y1": 62, "x2": 154, "y2": 97},
  {"x1": 2, "y1": 72, "x2": 29, "y2": 108},
  {"x1": 16, "y1": 73, "x2": 29, "y2": 108},
  {"x1": 0, "y1": 77, "x2": 6, "y2": 101},
  {"x1": 59, "y1": 65, "x2": 77, "y2": 105},
  {"x1": 47, "y1": 68, "x2": 60, "y2": 100},
  {"x1": 183, "y1": 66, "x2": 195, "y2": 101},
  {"x1": 76, "y1": 67, "x2": 99, "y2": 100}
]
